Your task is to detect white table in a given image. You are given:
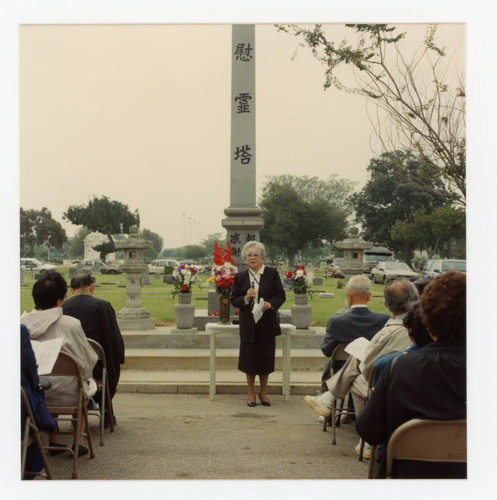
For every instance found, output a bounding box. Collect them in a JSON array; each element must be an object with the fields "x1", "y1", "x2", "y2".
[{"x1": 205, "y1": 323, "x2": 295, "y2": 401}]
